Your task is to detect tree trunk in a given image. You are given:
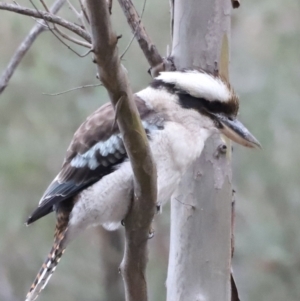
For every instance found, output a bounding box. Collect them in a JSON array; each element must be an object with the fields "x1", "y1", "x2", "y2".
[
  {"x1": 98, "y1": 227, "x2": 124, "y2": 301},
  {"x1": 167, "y1": 1, "x2": 233, "y2": 300}
]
